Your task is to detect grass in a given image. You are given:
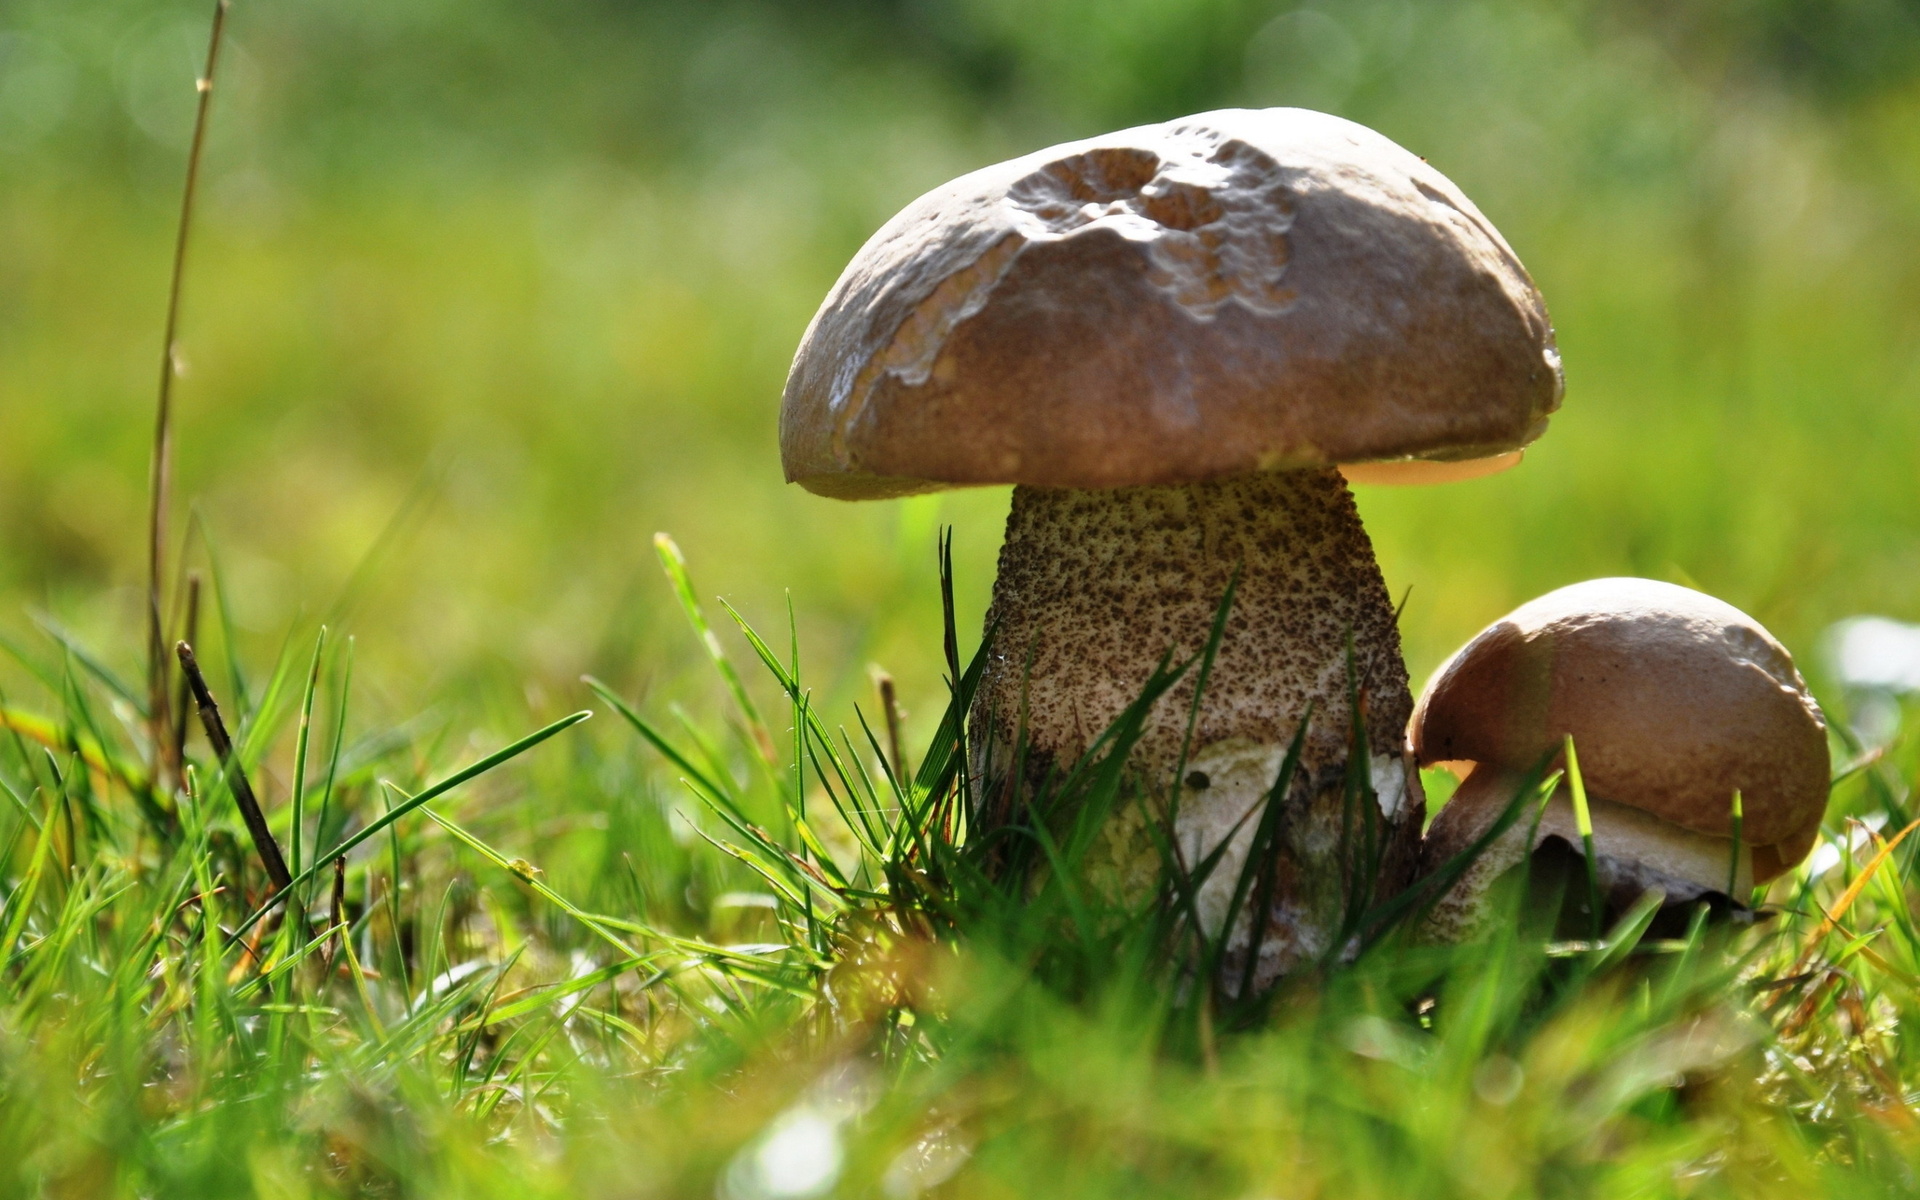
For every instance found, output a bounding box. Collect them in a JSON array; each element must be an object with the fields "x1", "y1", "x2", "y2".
[{"x1": 0, "y1": 533, "x2": 1916, "y2": 1197}]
